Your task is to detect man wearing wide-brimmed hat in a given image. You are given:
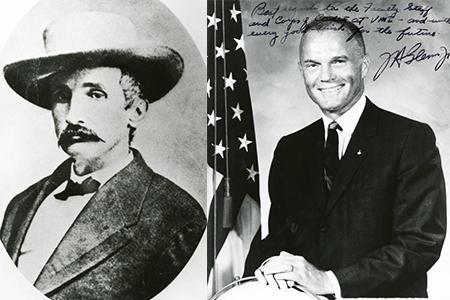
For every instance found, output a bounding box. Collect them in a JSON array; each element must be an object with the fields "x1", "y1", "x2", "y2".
[{"x1": 0, "y1": 11, "x2": 205, "y2": 300}]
